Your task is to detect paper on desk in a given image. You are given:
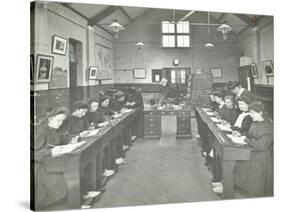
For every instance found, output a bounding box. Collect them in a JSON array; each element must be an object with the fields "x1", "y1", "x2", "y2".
[
  {"x1": 210, "y1": 117, "x2": 221, "y2": 123},
  {"x1": 51, "y1": 141, "x2": 86, "y2": 157},
  {"x1": 227, "y1": 134, "x2": 247, "y2": 145},
  {"x1": 202, "y1": 108, "x2": 211, "y2": 112},
  {"x1": 83, "y1": 129, "x2": 99, "y2": 138},
  {"x1": 206, "y1": 112, "x2": 216, "y2": 116},
  {"x1": 216, "y1": 124, "x2": 233, "y2": 132}
]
